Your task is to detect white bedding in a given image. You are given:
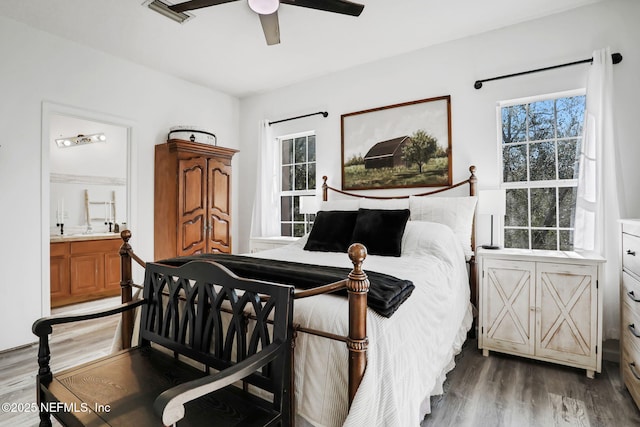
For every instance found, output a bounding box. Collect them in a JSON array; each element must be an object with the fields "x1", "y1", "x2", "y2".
[{"x1": 248, "y1": 220, "x2": 472, "y2": 427}]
